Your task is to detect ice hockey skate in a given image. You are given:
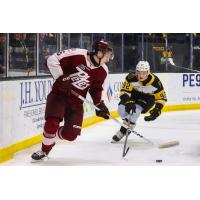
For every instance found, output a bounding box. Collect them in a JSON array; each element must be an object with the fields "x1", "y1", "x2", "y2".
[
  {"x1": 31, "y1": 150, "x2": 48, "y2": 162},
  {"x1": 112, "y1": 126, "x2": 131, "y2": 142},
  {"x1": 31, "y1": 141, "x2": 56, "y2": 162},
  {"x1": 112, "y1": 130, "x2": 126, "y2": 142}
]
